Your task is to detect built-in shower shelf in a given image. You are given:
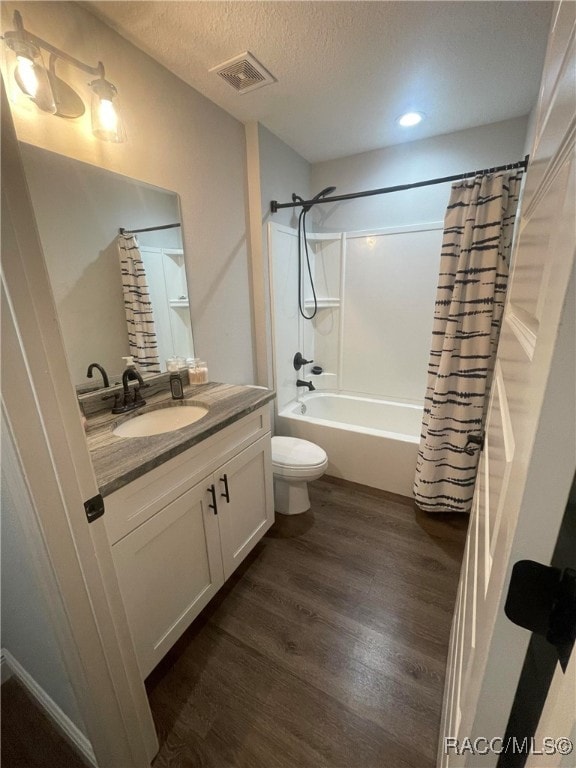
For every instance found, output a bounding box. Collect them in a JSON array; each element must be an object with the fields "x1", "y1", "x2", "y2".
[
  {"x1": 169, "y1": 299, "x2": 189, "y2": 308},
  {"x1": 303, "y1": 297, "x2": 340, "y2": 309}
]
